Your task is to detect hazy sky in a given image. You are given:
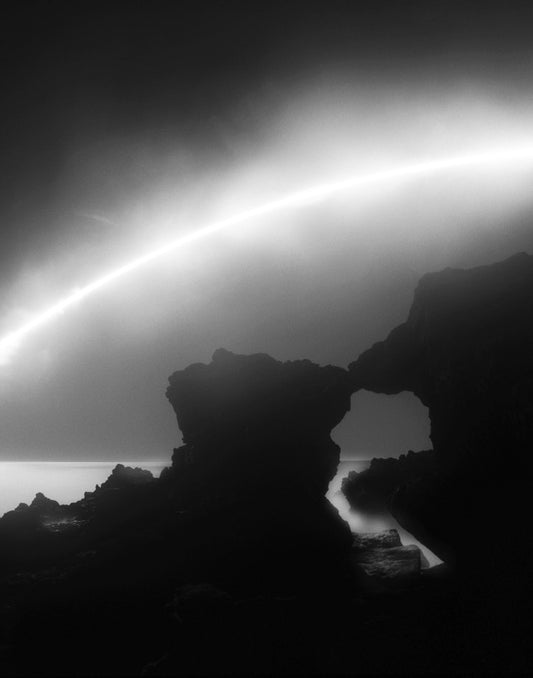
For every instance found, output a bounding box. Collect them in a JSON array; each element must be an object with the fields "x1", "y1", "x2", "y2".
[{"x1": 1, "y1": 1, "x2": 533, "y2": 461}]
